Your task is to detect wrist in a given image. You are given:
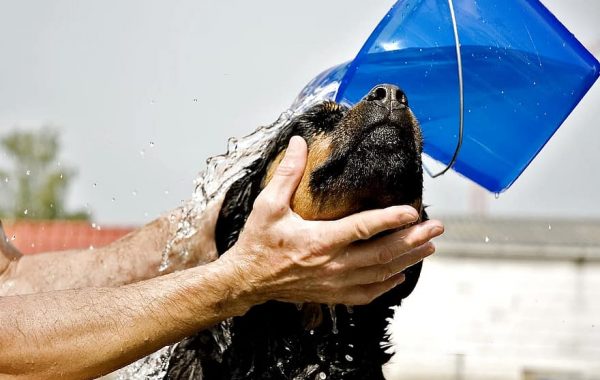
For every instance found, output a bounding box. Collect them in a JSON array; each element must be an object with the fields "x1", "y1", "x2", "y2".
[{"x1": 186, "y1": 255, "x2": 259, "y2": 319}]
